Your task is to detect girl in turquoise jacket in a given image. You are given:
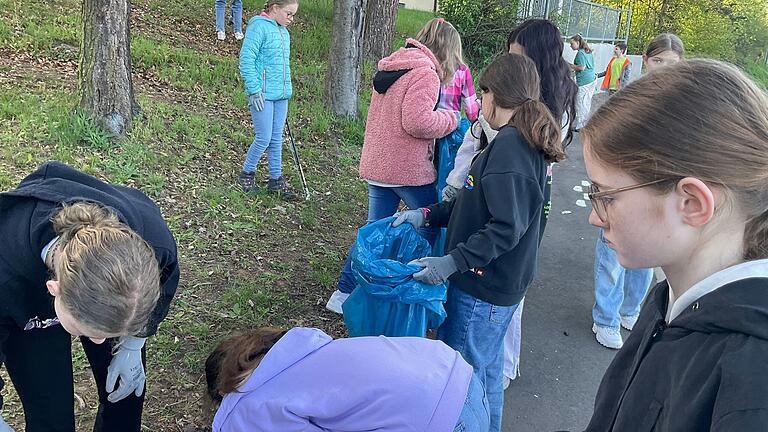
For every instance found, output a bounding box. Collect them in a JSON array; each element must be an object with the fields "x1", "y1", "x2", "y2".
[{"x1": 238, "y1": 0, "x2": 298, "y2": 200}]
